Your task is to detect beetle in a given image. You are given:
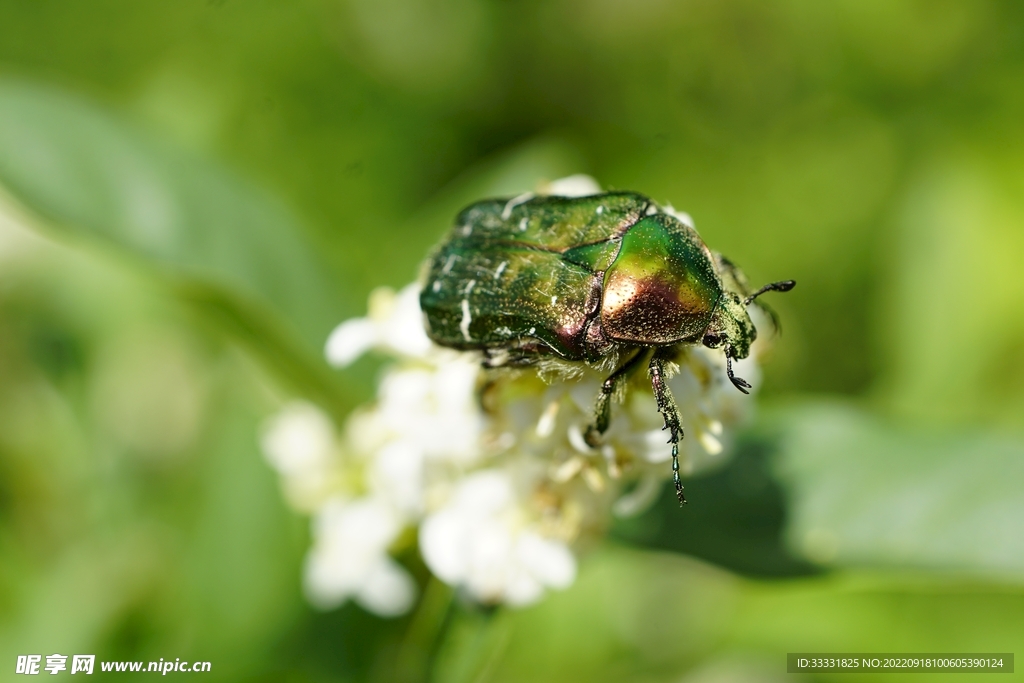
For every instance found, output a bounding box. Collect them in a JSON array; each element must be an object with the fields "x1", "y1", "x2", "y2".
[{"x1": 419, "y1": 190, "x2": 794, "y2": 504}]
